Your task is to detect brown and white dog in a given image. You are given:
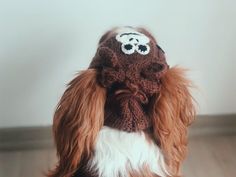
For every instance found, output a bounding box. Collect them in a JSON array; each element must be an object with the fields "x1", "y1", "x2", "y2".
[{"x1": 47, "y1": 27, "x2": 196, "y2": 177}]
